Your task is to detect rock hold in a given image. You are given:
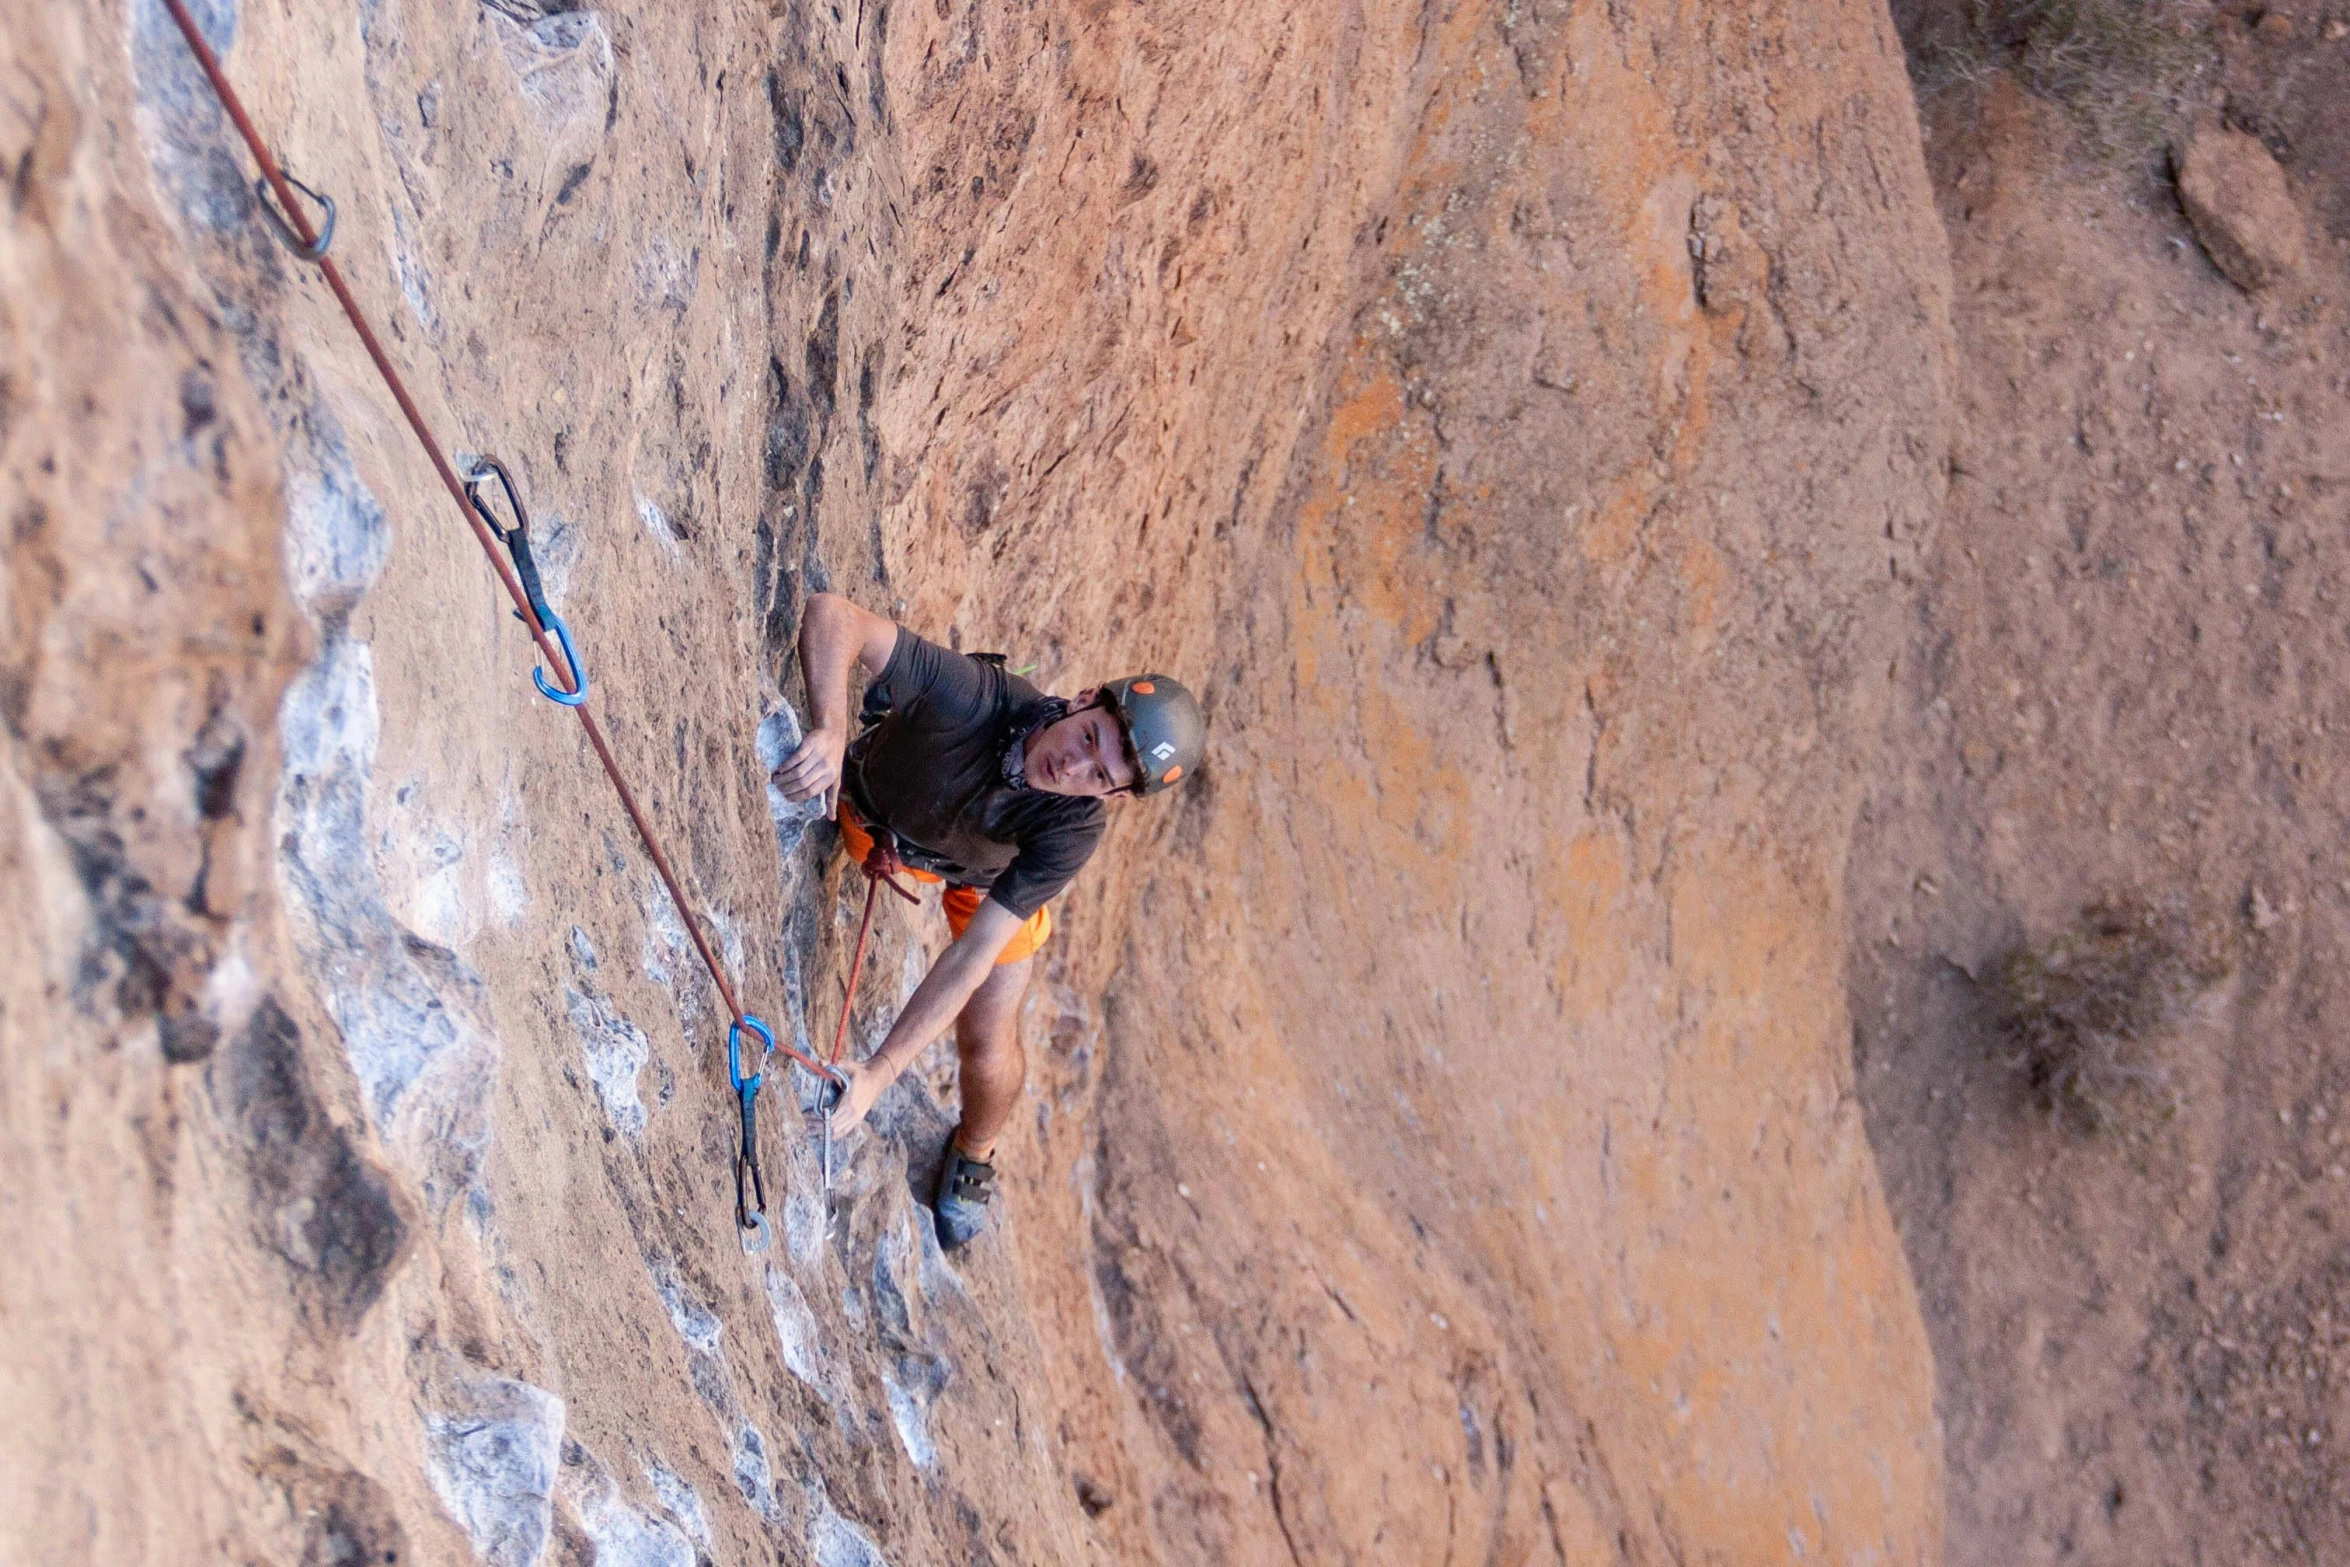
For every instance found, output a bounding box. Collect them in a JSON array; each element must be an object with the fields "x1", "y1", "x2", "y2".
[
  {"x1": 422, "y1": 1376, "x2": 567, "y2": 1567},
  {"x1": 758, "y1": 700, "x2": 831, "y2": 857}
]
